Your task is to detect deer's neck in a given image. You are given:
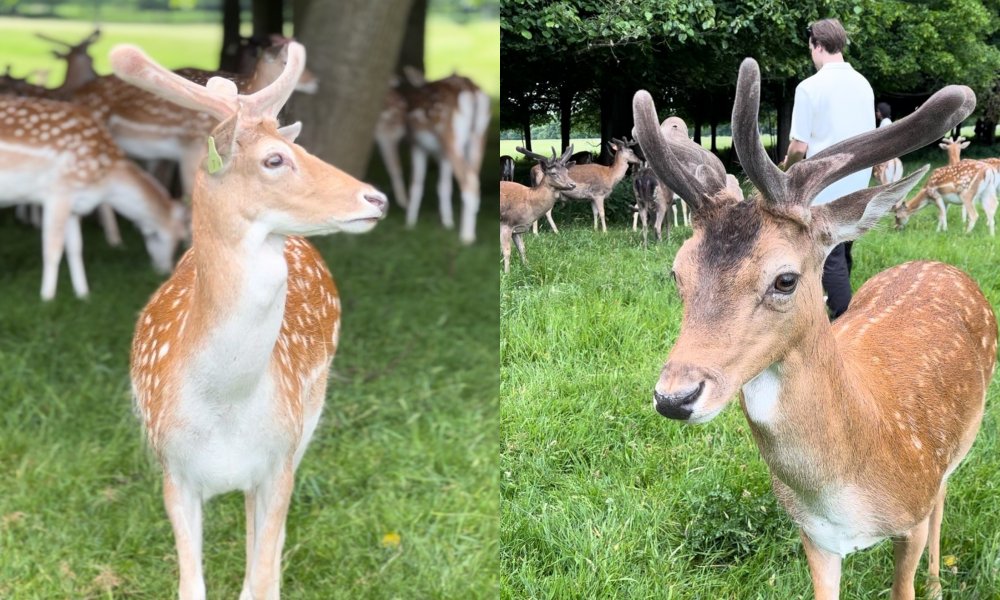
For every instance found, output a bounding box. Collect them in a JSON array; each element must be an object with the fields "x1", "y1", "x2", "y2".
[
  {"x1": 607, "y1": 153, "x2": 630, "y2": 184},
  {"x1": 742, "y1": 307, "x2": 872, "y2": 494},
  {"x1": 185, "y1": 191, "x2": 288, "y2": 397},
  {"x1": 529, "y1": 180, "x2": 560, "y2": 215}
]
